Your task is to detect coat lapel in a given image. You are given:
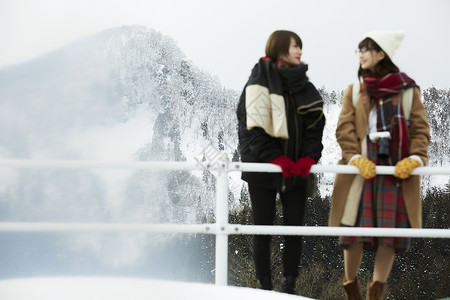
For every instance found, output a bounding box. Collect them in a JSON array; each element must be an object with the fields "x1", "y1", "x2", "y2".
[{"x1": 355, "y1": 95, "x2": 370, "y2": 142}]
